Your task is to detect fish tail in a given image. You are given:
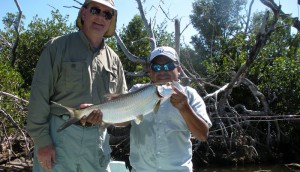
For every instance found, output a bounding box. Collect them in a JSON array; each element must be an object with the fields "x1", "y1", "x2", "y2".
[
  {"x1": 51, "y1": 101, "x2": 76, "y2": 118},
  {"x1": 51, "y1": 101, "x2": 82, "y2": 132},
  {"x1": 57, "y1": 117, "x2": 80, "y2": 132}
]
